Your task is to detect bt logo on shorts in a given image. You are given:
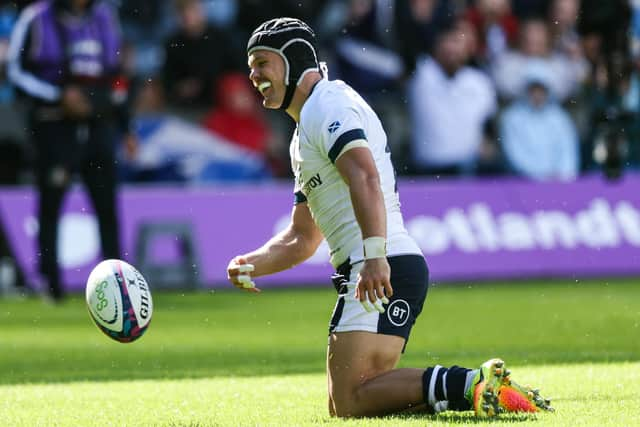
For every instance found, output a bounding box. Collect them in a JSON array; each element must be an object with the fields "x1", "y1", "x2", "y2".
[{"x1": 387, "y1": 299, "x2": 410, "y2": 327}]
